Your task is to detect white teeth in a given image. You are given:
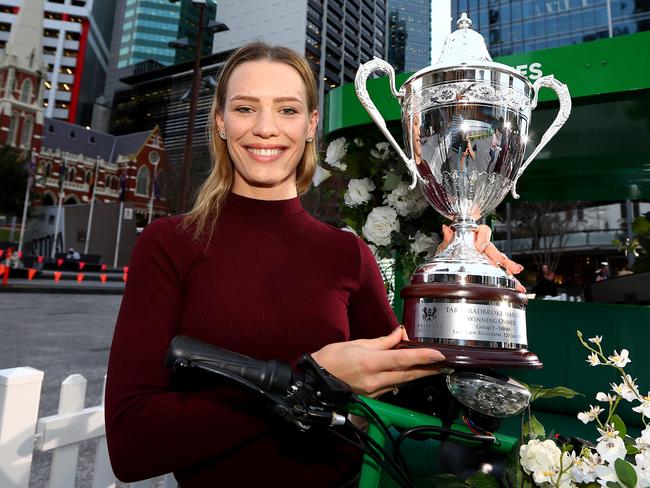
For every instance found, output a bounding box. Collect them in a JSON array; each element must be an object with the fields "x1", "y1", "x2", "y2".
[{"x1": 248, "y1": 147, "x2": 283, "y2": 157}]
